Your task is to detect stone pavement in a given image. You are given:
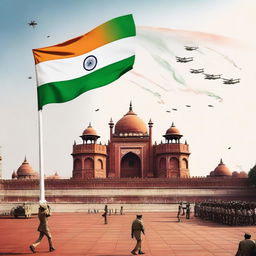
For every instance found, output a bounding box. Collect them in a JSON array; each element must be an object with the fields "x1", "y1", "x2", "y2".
[{"x1": 0, "y1": 212, "x2": 255, "y2": 256}]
